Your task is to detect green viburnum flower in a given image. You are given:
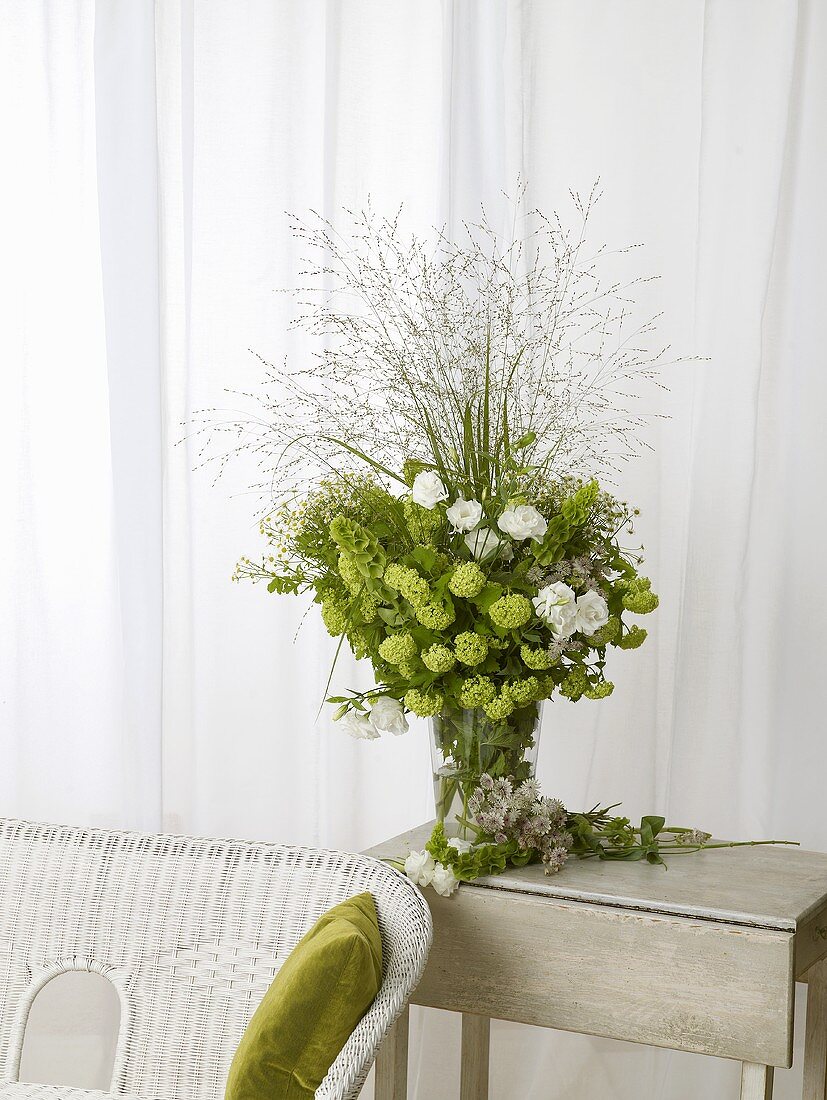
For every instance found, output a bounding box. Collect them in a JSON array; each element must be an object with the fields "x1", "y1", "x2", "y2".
[
  {"x1": 623, "y1": 588, "x2": 659, "y2": 614},
  {"x1": 619, "y1": 576, "x2": 659, "y2": 615},
  {"x1": 590, "y1": 615, "x2": 621, "y2": 646},
  {"x1": 397, "y1": 660, "x2": 419, "y2": 679},
  {"x1": 488, "y1": 593, "x2": 533, "y2": 630},
  {"x1": 348, "y1": 627, "x2": 371, "y2": 660},
  {"x1": 560, "y1": 666, "x2": 589, "y2": 701},
  {"x1": 616, "y1": 625, "x2": 647, "y2": 649},
  {"x1": 520, "y1": 643, "x2": 554, "y2": 670},
  {"x1": 360, "y1": 591, "x2": 381, "y2": 623},
  {"x1": 422, "y1": 643, "x2": 456, "y2": 674},
  {"x1": 320, "y1": 595, "x2": 347, "y2": 636},
  {"x1": 483, "y1": 688, "x2": 515, "y2": 720},
  {"x1": 454, "y1": 631, "x2": 488, "y2": 666},
  {"x1": 403, "y1": 498, "x2": 443, "y2": 543},
  {"x1": 415, "y1": 602, "x2": 455, "y2": 630},
  {"x1": 585, "y1": 681, "x2": 615, "y2": 699},
  {"x1": 337, "y1": 552, "x2": 363, "y2": 595},
  {"x1": 378, "y1": 632, "x2": 418, "y2": 666},
  {"x1": 404, "y1": 687, "x2": 444, "y2": 717},
  {"x1": 508, "y1": 676, "x2": 541, "y2": 707},
  {"x1": 448, "y1": 561, "x2": 486, "y2": 598},
  {"x1": 458, "y1": 675, "x2": 496, "y2": 708},
  {"x1": 384, "y1": 562, "x2": 430, "y2": 607}
]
